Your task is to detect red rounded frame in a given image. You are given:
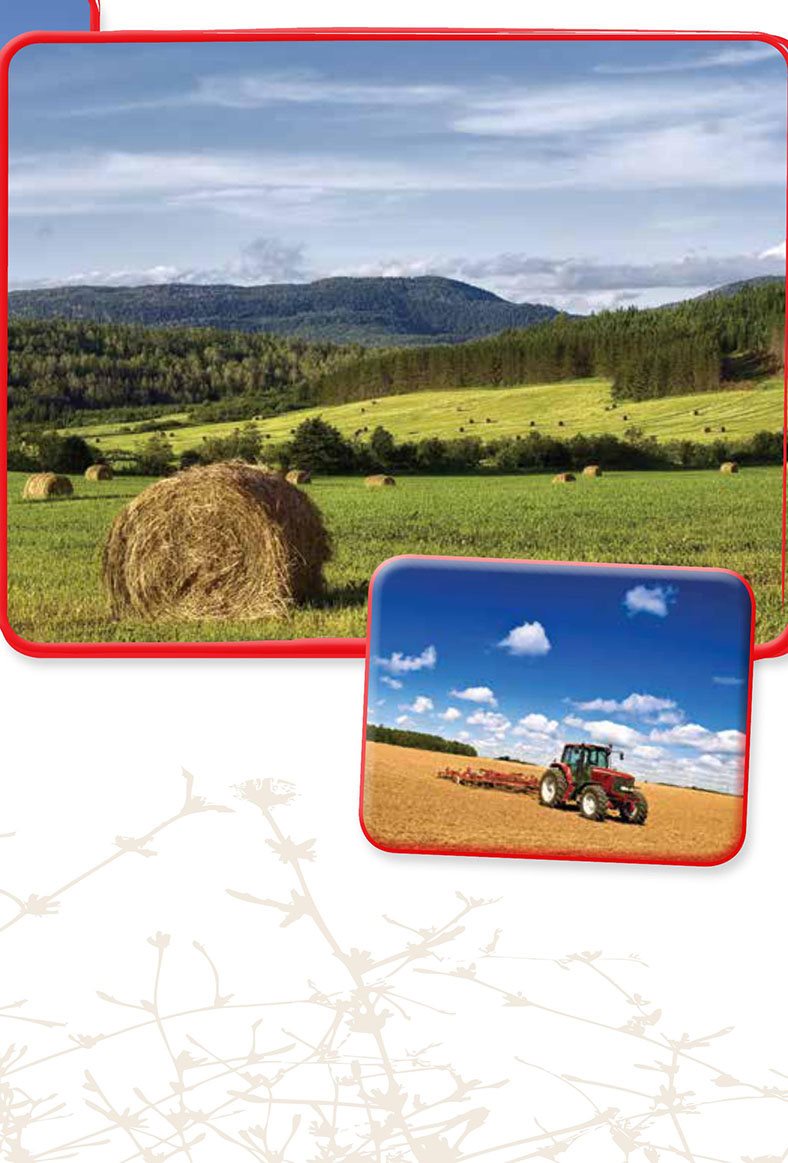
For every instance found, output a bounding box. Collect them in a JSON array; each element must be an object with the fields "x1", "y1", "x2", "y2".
[
  {"x1": 1, "y1": 26, "x2": 786, "y2": 660},
  {"x1": 359, "y1": 554, "x2": 756, "y2": 867}
]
